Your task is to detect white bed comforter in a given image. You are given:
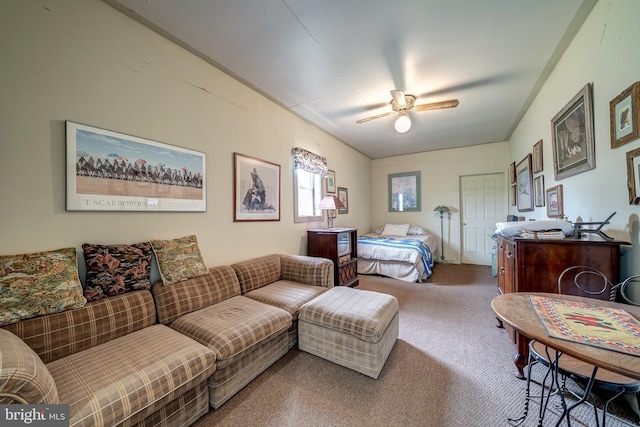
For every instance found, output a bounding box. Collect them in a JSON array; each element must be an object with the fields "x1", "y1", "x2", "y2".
[{"x1": 357, "y1": 233, "x2": 438, "y2": 264}]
